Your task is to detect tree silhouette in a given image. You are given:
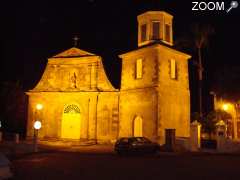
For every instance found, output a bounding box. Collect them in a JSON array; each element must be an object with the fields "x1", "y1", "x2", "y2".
[
  {"x1": 201, "y1": 110, "x2": 232, "y2": 139},
  {"x1": 0, "y1": 81, "x2": 27, "y2": 136},
  {"x1": 175, "y1": 23, "x2": 214, "y2": 119}
]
